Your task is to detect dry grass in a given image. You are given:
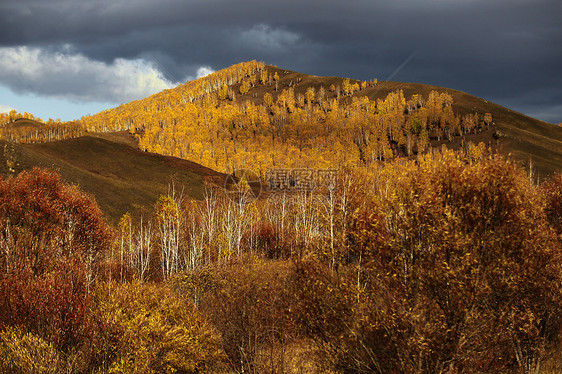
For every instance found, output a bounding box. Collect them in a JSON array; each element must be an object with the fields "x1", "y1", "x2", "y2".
[{"x1": 0, "y1": 133, "x2": 227, "y2": 223}]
